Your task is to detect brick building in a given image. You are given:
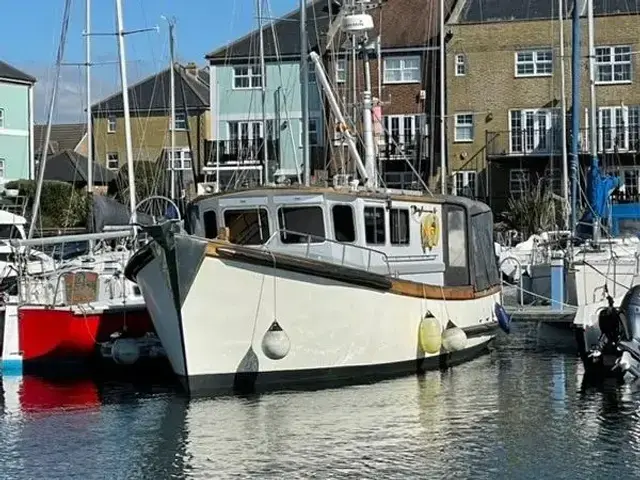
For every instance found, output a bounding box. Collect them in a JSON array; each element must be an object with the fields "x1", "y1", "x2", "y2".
[
  {"x1": 325, "y1": 0, "x2": 454, "y2": 189},
  {"x1": 446, "y1": 0, "x2": 640, "y2": 211}
]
